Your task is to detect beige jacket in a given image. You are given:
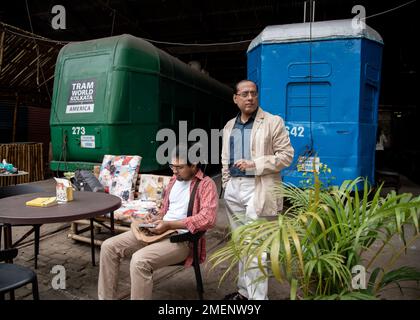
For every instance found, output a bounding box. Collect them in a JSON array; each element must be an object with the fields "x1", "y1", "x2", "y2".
[{"x1": 221, "y1": 107, "x2": 294, "y2": 216}]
